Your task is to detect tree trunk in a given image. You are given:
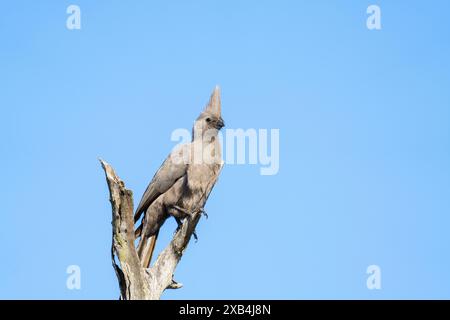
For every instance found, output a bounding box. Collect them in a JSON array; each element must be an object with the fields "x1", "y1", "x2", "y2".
[{"x1": 100, "y1": 159, "x2": 221, "y2": 300}]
